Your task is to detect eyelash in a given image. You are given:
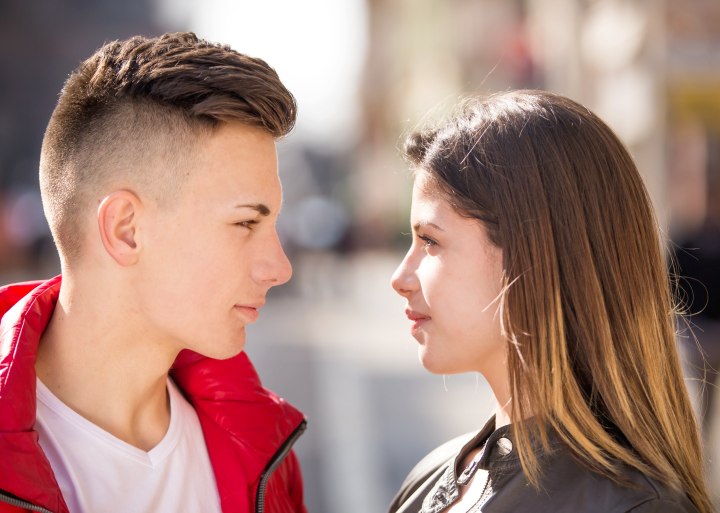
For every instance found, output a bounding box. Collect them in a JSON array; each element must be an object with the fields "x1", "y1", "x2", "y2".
[
  {"x1": 417, "y1": 234, "x2": 437, "y2": 248},
  {"x1": 235, "y1": 220, "x2": 259, "y2": 229}
]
